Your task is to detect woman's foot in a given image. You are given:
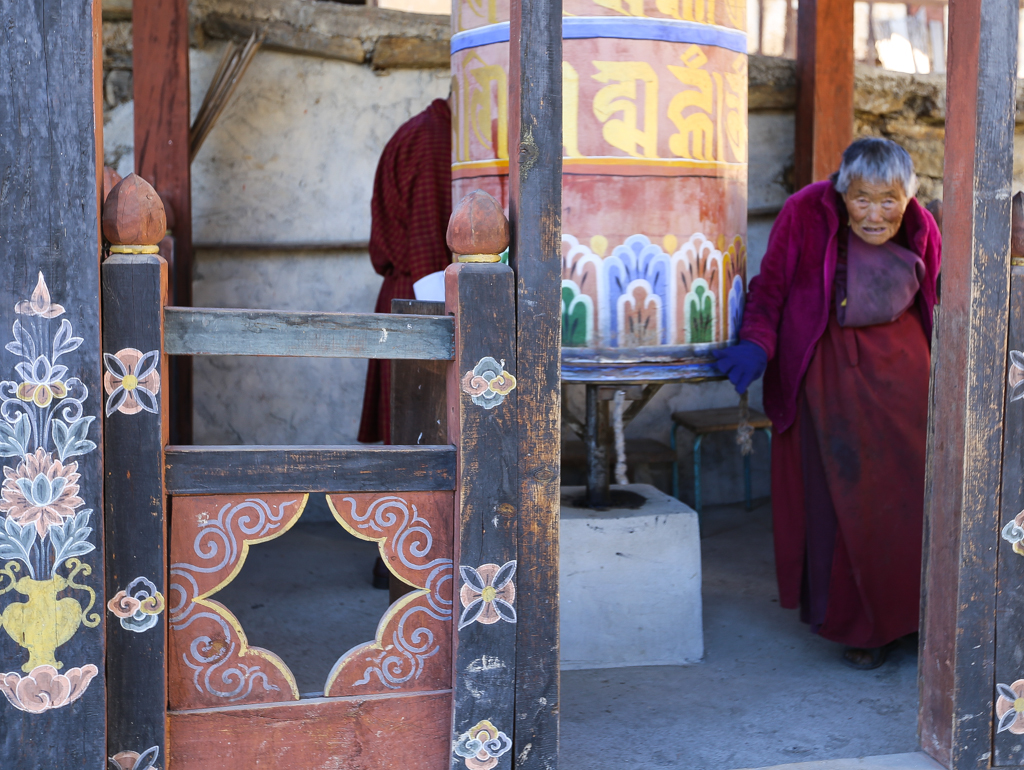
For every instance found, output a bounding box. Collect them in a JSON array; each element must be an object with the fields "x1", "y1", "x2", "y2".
[{"x1": 842, "y1": 641, "x2": 897, "y2": 670}]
